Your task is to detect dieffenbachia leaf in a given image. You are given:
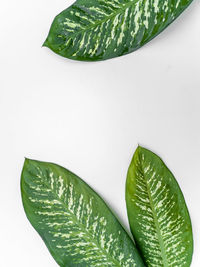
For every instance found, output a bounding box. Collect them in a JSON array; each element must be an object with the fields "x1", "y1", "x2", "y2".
[
  {"x1": 21, "y1": 159, "x2": 145, "y2": 267},
  {"x1": 43, "y1": 0, "x2": 194, "y2": 61},
  {"x1": 126, "y1": 146, "x2": 193, "y2": 267}
]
